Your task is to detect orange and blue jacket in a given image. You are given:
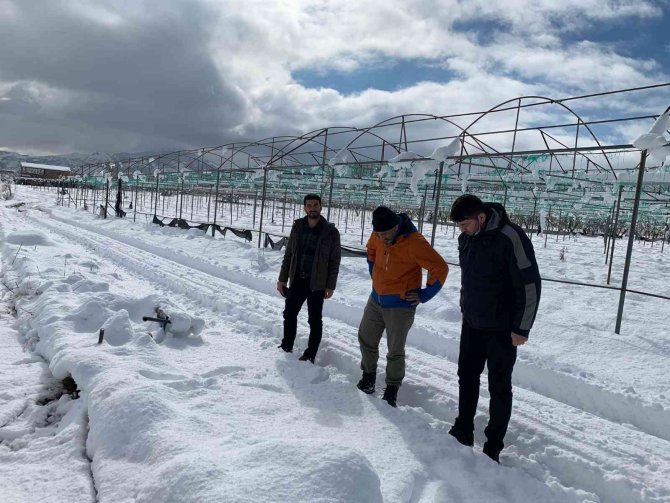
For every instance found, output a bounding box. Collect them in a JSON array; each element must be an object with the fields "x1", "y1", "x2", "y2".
[{"x1": 367, "y1": 214, "x2": 448, "y2": 308}]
